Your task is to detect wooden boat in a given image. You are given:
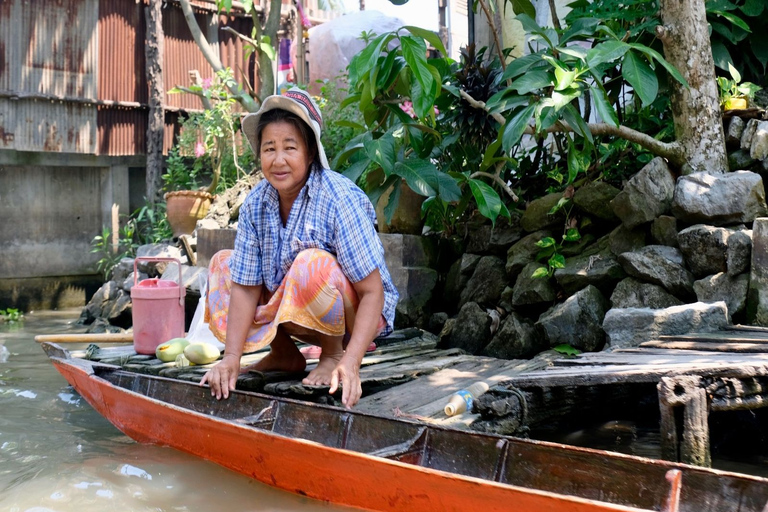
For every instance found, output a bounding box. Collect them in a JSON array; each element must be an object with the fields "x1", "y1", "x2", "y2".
[{"x1": 43, "y1": 342, "x2": 768, "y2": 512}]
